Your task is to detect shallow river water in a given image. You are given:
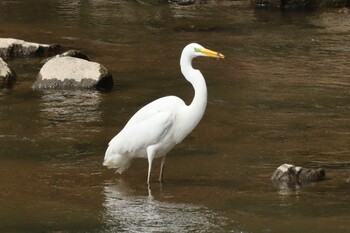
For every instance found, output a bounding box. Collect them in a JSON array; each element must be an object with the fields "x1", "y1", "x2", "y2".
[{"x1": 0, "y1": 1, "x2": 350, "y2": 232}]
